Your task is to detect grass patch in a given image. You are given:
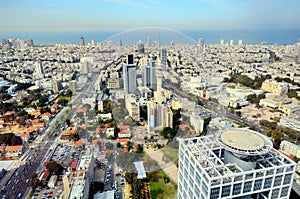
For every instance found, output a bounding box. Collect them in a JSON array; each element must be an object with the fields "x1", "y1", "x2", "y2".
[{"x1": 149, "y1": 170, "x2": 177, "y2": 199}]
